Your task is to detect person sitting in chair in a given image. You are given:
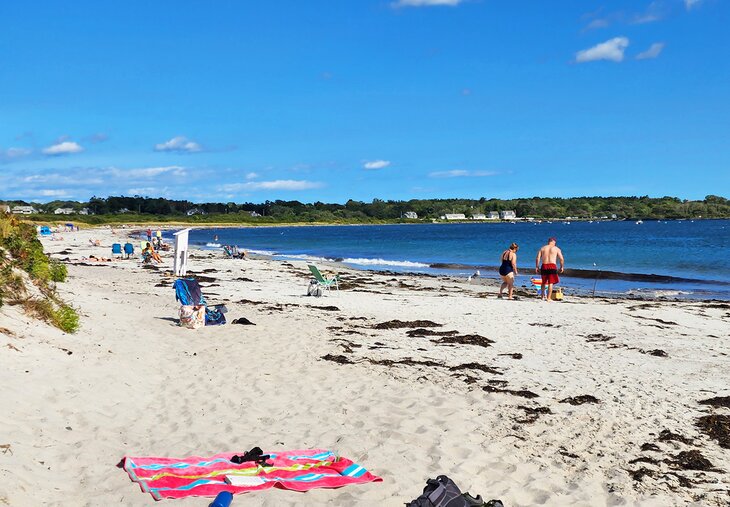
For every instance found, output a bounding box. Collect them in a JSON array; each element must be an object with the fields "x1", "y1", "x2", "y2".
[{"x1": 143, "y1": 242, "x2": 162, "y2": 263}]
